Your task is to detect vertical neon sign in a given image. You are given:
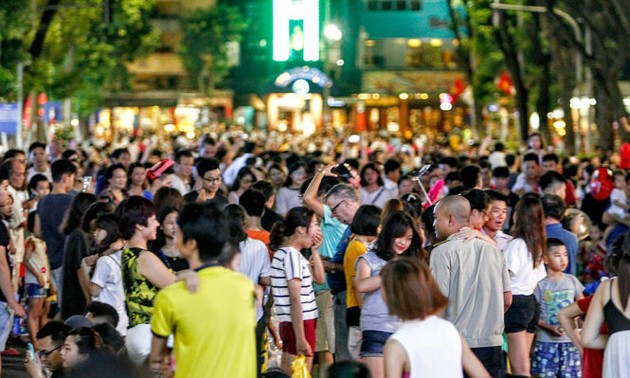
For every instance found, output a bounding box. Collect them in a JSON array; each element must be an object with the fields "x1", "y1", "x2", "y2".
[{"x1": 273, "y1": 0, "x2": 319, "y2": 62}]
